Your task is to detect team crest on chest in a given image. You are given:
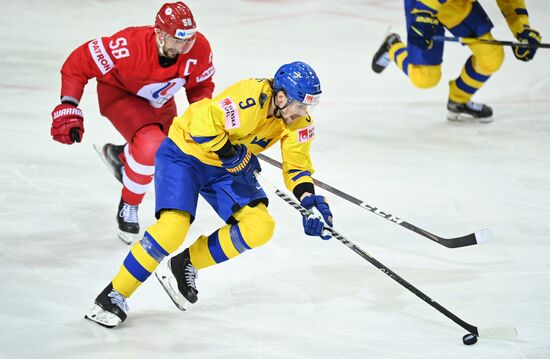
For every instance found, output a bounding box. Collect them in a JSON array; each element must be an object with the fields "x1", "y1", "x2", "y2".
[{"x1": 137, "y1": 78, "x2": 186, "y2": 108}]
